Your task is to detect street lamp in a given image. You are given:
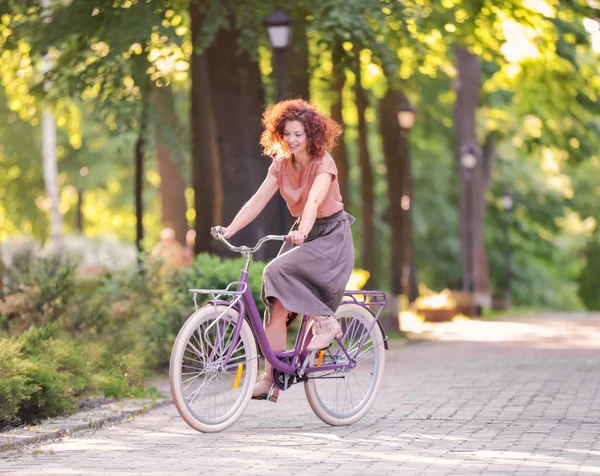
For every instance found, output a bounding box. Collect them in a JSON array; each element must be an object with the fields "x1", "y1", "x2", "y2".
[
  {"x1": 501, "y1": 190, "x2": 514, "y2": 212},
  {"x1": 397, "y1": 97, "x2": 417, "y2": 135},
  {"x1": 265, "y1": 7, "x2": 293, "y2": 101},
  {"x1": 501, "y1": 189, "x2": 514, "y2": 308},
  {"x1": 396, "y1": 96, "x2": 418, "y2": 302},
  {"x1": 460, "y1": 143, "x2": 478, "y2": 298},
  {"x1": 265, "y1": 7, "x2": 293, "y2": 235}
]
